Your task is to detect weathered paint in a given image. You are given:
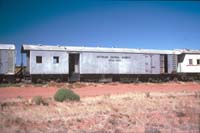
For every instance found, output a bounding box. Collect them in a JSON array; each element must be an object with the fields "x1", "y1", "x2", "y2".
[
  {"x1": 0, "y1": 49, "x2": 15, "y2": 75},
  {"x1": 7, "y1": 50, "x2": 15, "y2": 73},
  {"x1": 22, "y1": 44, "x2": 179, "y2": 54},
  {"x1": 0, "y1": 50, "x2": 8, "y2": 74},
  {"x1": 22, "y1": 44, "x2": 200, "y2": 76},
  {"x1": 151, "y1": 54, "x2": 161, "y2": 74},
  {"x1": 80, "y1": 52, "x2": 160, "y2": 74},
  {"x1": 29, "y1": 51, "x2": 68, "y2": 74},
  {"x1": 167, "y1": 54, "x2": 177, "y2": 73},
  {"x1": 160, "y1": 55, "x2": 165, "y2": 73},
  {"x1": 177, "y1": 54, "x2": 200, "y2": 73}
]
